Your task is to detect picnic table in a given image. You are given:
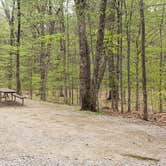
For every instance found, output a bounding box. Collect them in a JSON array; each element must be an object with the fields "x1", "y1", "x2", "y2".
[
  {"x1": 0, "y1": 88, "x2": 16, "y2": 102},
  {"x1": 0, "y1": 88, "x2": 25, "y2": 105}
]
